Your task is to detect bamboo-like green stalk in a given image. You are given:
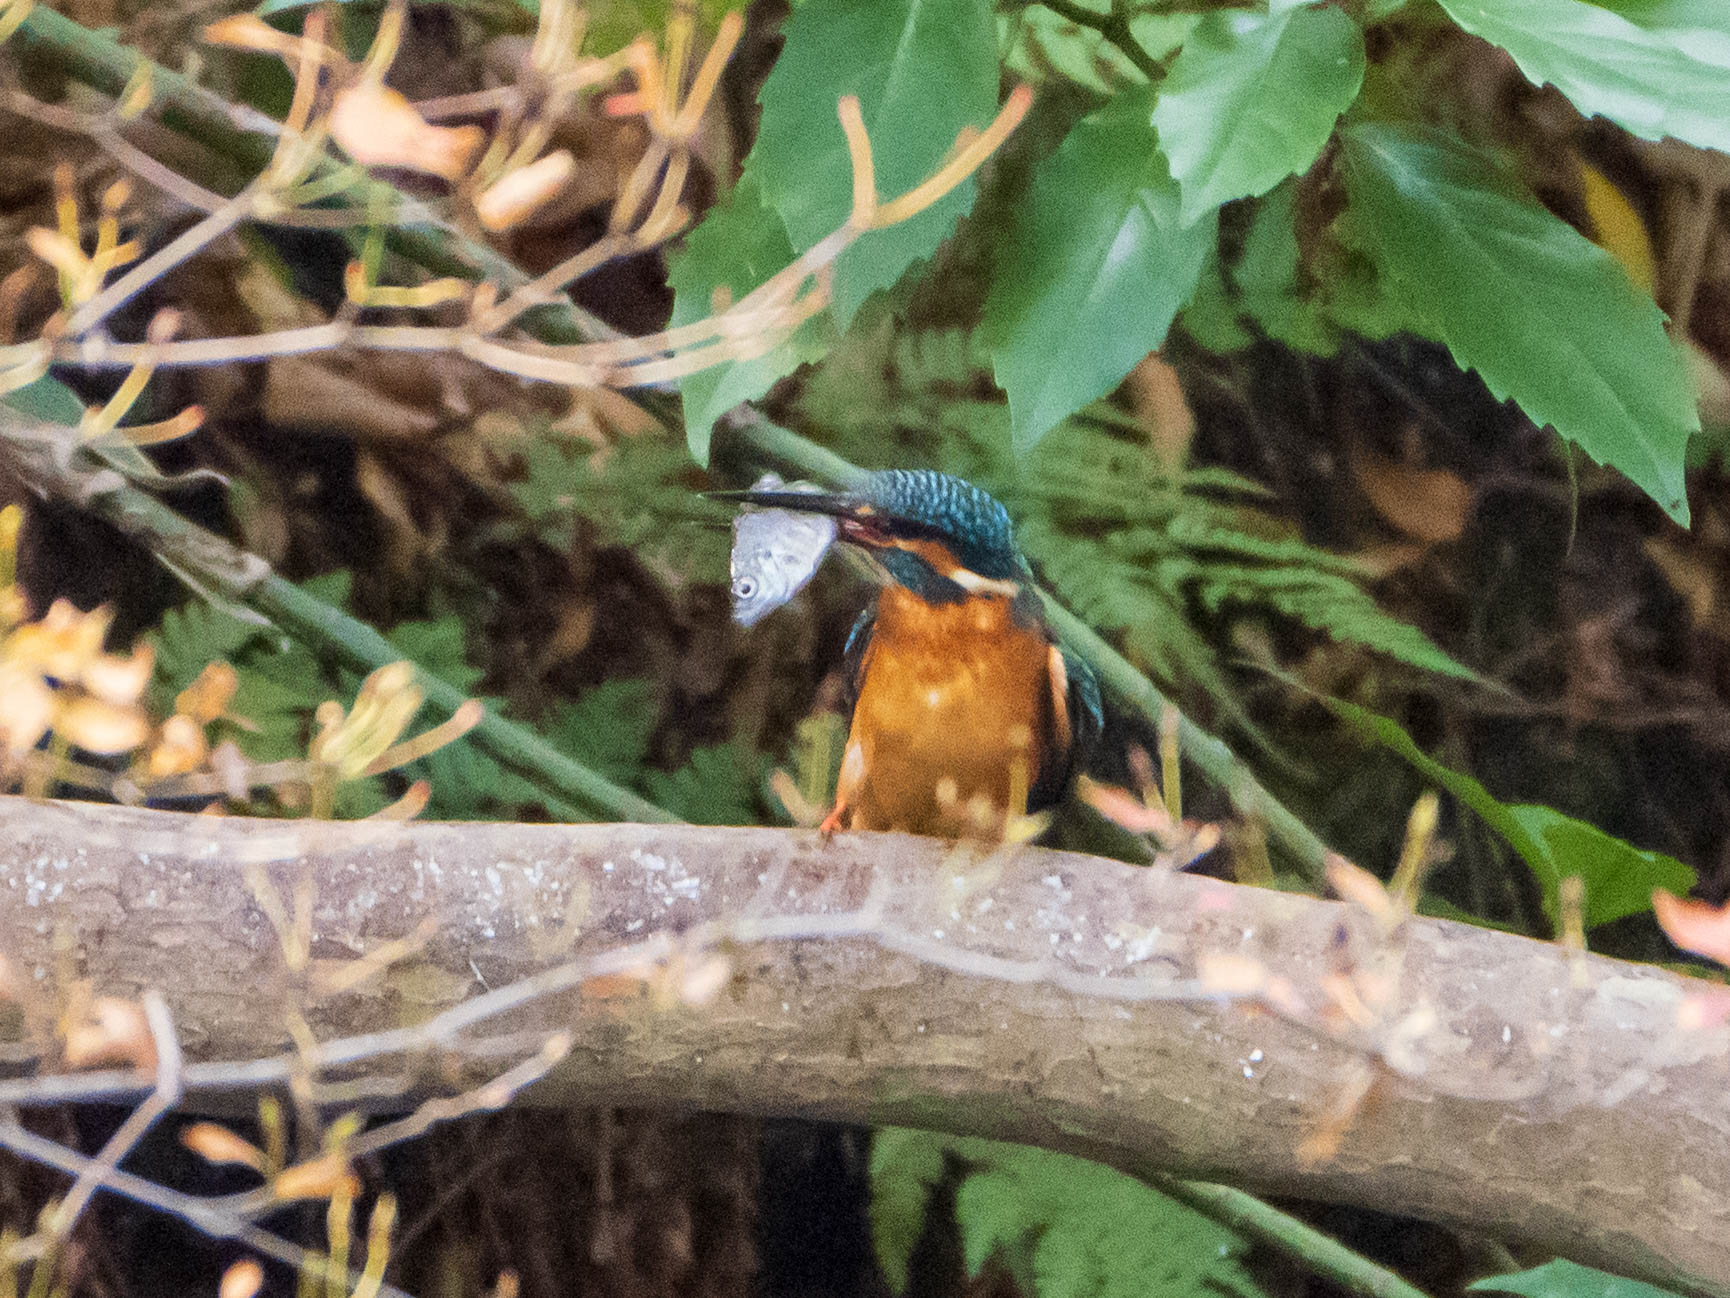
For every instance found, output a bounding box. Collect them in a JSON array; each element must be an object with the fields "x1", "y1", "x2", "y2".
[
  {"x1": 0, "y1": 410, "x2": 674, "y2": 824},
  {"x1": 1151, "y1": 1177, "x2": 1435, "y2": 1298}
]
